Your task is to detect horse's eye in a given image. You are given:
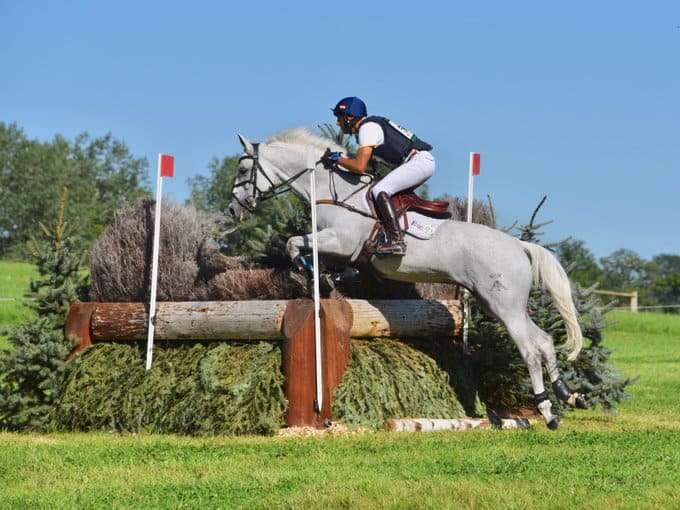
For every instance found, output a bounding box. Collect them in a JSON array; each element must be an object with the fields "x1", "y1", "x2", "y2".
[{"x1": 238, "y1": 166, "x2": 248, "y2": 175}]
